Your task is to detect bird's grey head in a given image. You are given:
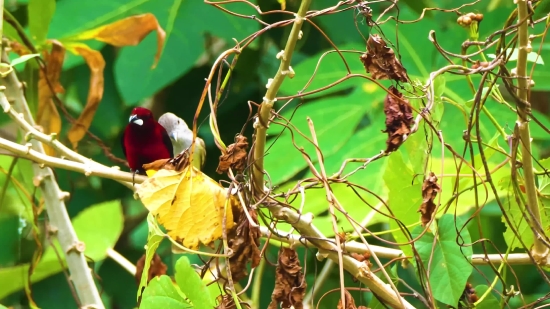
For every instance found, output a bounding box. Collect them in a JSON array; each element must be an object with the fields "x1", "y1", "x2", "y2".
[{"x1": 158, "y1": 112, "x2": 182, "y2": 142}]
